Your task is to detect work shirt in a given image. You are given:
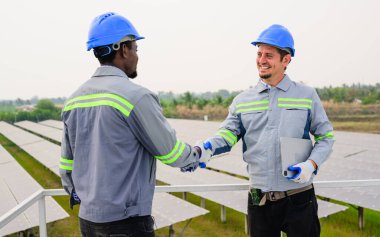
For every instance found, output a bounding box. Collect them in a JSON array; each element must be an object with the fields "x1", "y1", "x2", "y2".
[
  {"x1": 60, "y1": 66, "x2": 199, "y2": 223},
  {"x1": 207, "y1": 75, "x2": 335, "y2": 192}
]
